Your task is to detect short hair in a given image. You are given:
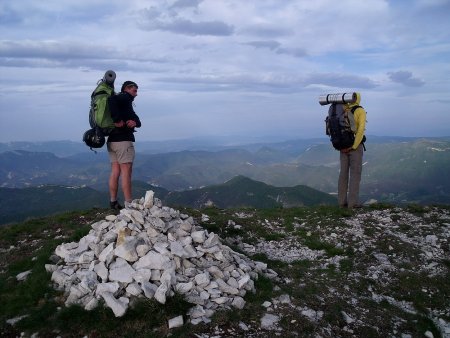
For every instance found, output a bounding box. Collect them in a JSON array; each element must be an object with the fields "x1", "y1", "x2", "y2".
[{"x1": 121, "y1": 81, "x2": 138, "y2": 92}]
